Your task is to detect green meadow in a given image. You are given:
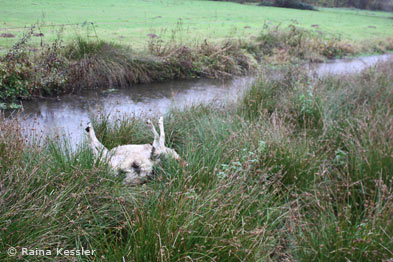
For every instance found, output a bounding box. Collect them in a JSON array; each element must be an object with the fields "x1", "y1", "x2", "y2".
[{"x1": 1, "y1": 0, "x2": 392, "y2": 51}]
